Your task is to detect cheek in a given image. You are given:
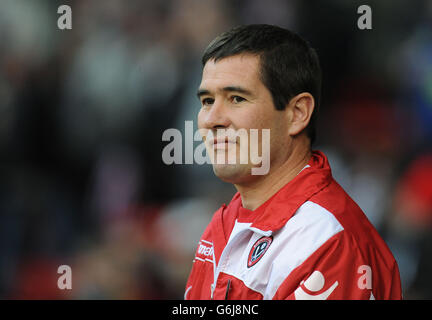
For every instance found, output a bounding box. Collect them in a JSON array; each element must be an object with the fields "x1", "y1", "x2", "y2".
[
  {"x1": 236, "y1": 109, "x2": 266, "y2": 130},
  {"x1": 197, "y1": 111, "x2": 208, "y2": 141},
  {"x1": 250, "y1": 101, "x2": 278, "y2": 129},
  {"x1": 197, "y1": 110, "x2": 208, "y2": 131},
  {"x1": 197, "y1": 109, "x2": 204, "y2": 128},
  {"x1": 271, "y1": 119, "x2": 288, "y2": 145}
]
